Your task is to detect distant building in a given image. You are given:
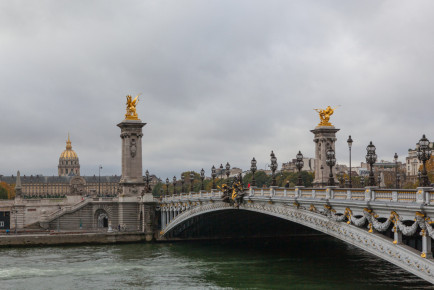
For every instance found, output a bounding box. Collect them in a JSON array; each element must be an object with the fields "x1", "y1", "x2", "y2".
[
  {"x1": 229, "y1": 167, "x2": 242, "y2": 177},
  {"x1": 405, "y1": 142, "x2": 433, "y2": 177},
  {"x1": 58, "y1": 134, "x2": 80, "y2": 176},
  {"x1": 282, "y1": 157, "x2": 315, "y2": 173}
]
